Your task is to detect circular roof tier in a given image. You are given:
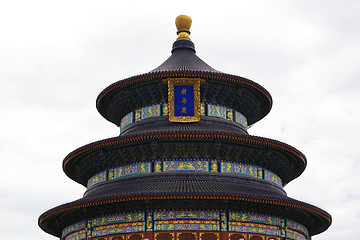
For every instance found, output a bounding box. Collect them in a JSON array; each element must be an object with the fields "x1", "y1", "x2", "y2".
[
  {"x1": 97, "y1": 72, "x2": 272, "y2": 127},
  {"x1": 63, "y1": 131, "x2": 306, "y2": 187},
  {"x1": 39, "y1": 15, "x2": 331, "y2": 240},
  {"x1": 83, "y1": 172, "x2": 287, "y2": 199},
  {"x1": 96, "y1": 35, "x2": 272, "y2": 127},
  {"x1": 39, "y1": 173, "x2": 331, "y2": 237}
]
